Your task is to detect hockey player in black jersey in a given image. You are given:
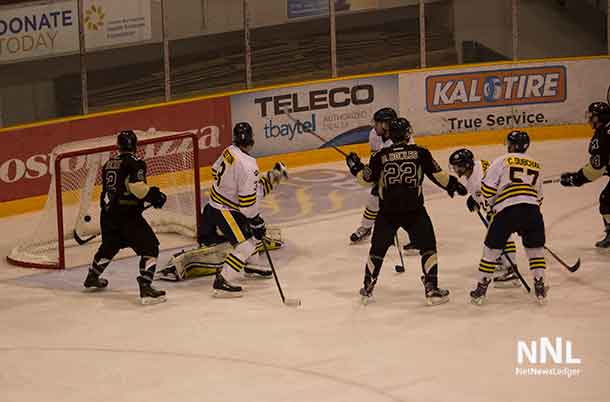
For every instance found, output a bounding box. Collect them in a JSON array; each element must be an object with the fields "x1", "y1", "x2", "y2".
[
  {"x1": 83, "y1": 130, "x2": 168, "y2": 304},
  {"x1": 346, "y1": 118, "x2": 467, "y2": 305},
  {"x1": 561, "y1": 101, "x2": 610, "y2": 249}
]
